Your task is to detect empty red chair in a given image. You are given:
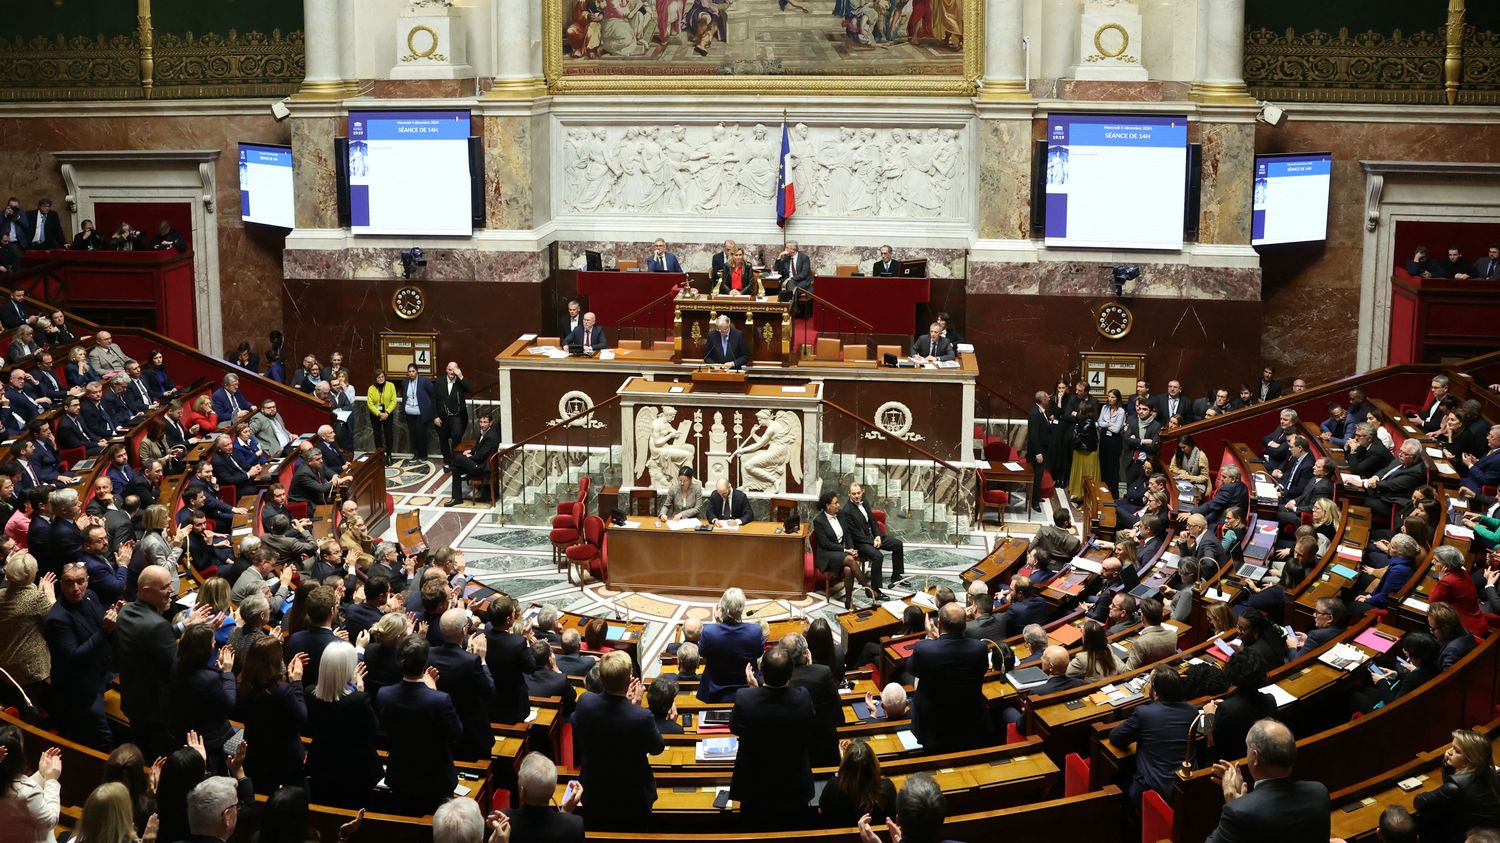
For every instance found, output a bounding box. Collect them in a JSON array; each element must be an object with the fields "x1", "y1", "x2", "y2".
[
  {"x1": 1141, "y1": 789, "x2": 1173, "y2": 843},
  {"x1": 977, "y1": 469, "x2": 1010, "y2": 527},
  {"x1": 550, "y1": 501, "x2": 583, "y2": 570},
  {"x1": 1064, "y1": 752, "x2": 1091, "y2": 797},
  {"x1": 565, "y1": 515, "x2": 607, "y2": 584}
]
